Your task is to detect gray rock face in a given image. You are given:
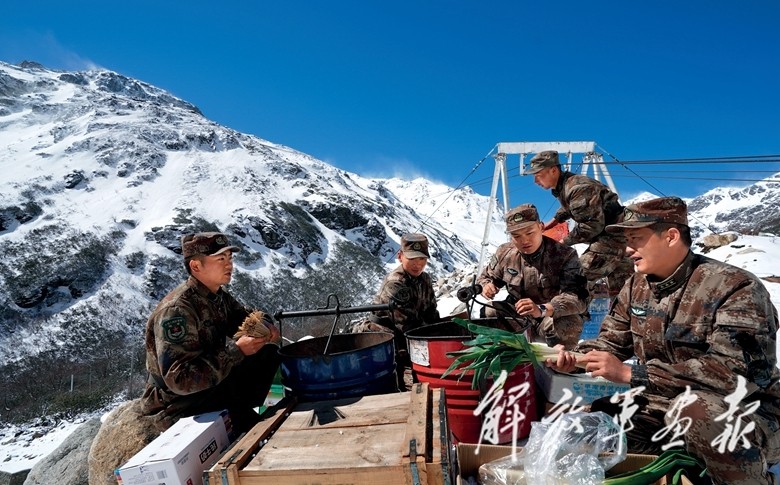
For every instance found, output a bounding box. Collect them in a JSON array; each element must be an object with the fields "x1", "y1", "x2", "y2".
[
  {"x1": 22, "y1": 417, "x2": 101, "y2": 485},
  {"x1": 0, "y1": 470, "x2": 29, "y2": 485},
  {"x1": 87, "y1": 400, "x2": 161, "y2": 485},
  {"x1": 701, "y1": 232, "x2": 739, "y2": 250}
]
